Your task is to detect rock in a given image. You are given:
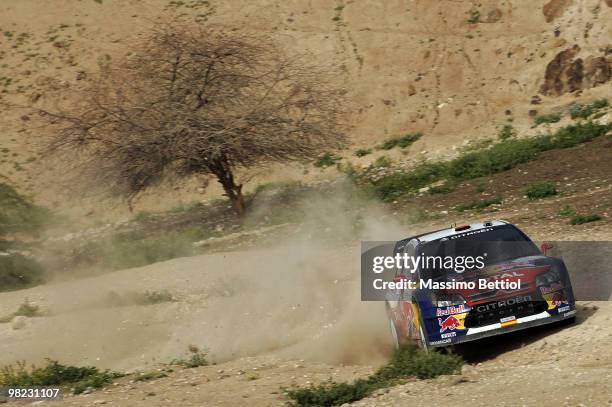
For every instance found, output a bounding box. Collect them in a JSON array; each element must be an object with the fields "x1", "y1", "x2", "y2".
[
  {"x1": 483, "y1": 8, "x2": 502, "y2": 23},
  {"x1": 583, "y1": 56, "x2": 610, "y2": 88},
  {"x1": 461, "y1": 364, "x2": 475, "y2": 375},
  {"x1": 551, "y1": 38, "x2": 567, "y2": 48},
  {"x1": 530, "y1": 95, "x2": 542, "y2": 105},
  {"x1": 543, "y1": 0, "x2": 572, "y2": 23},
  {"x1": 11, "y1": 316, "x2": 27, "y2": 330},
  {"x1": 92, "y1": 401, "x2": 107, "y2": 405},
  {"x1": 540, "y1": 45, "x2": 610, "y2": 96}
]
